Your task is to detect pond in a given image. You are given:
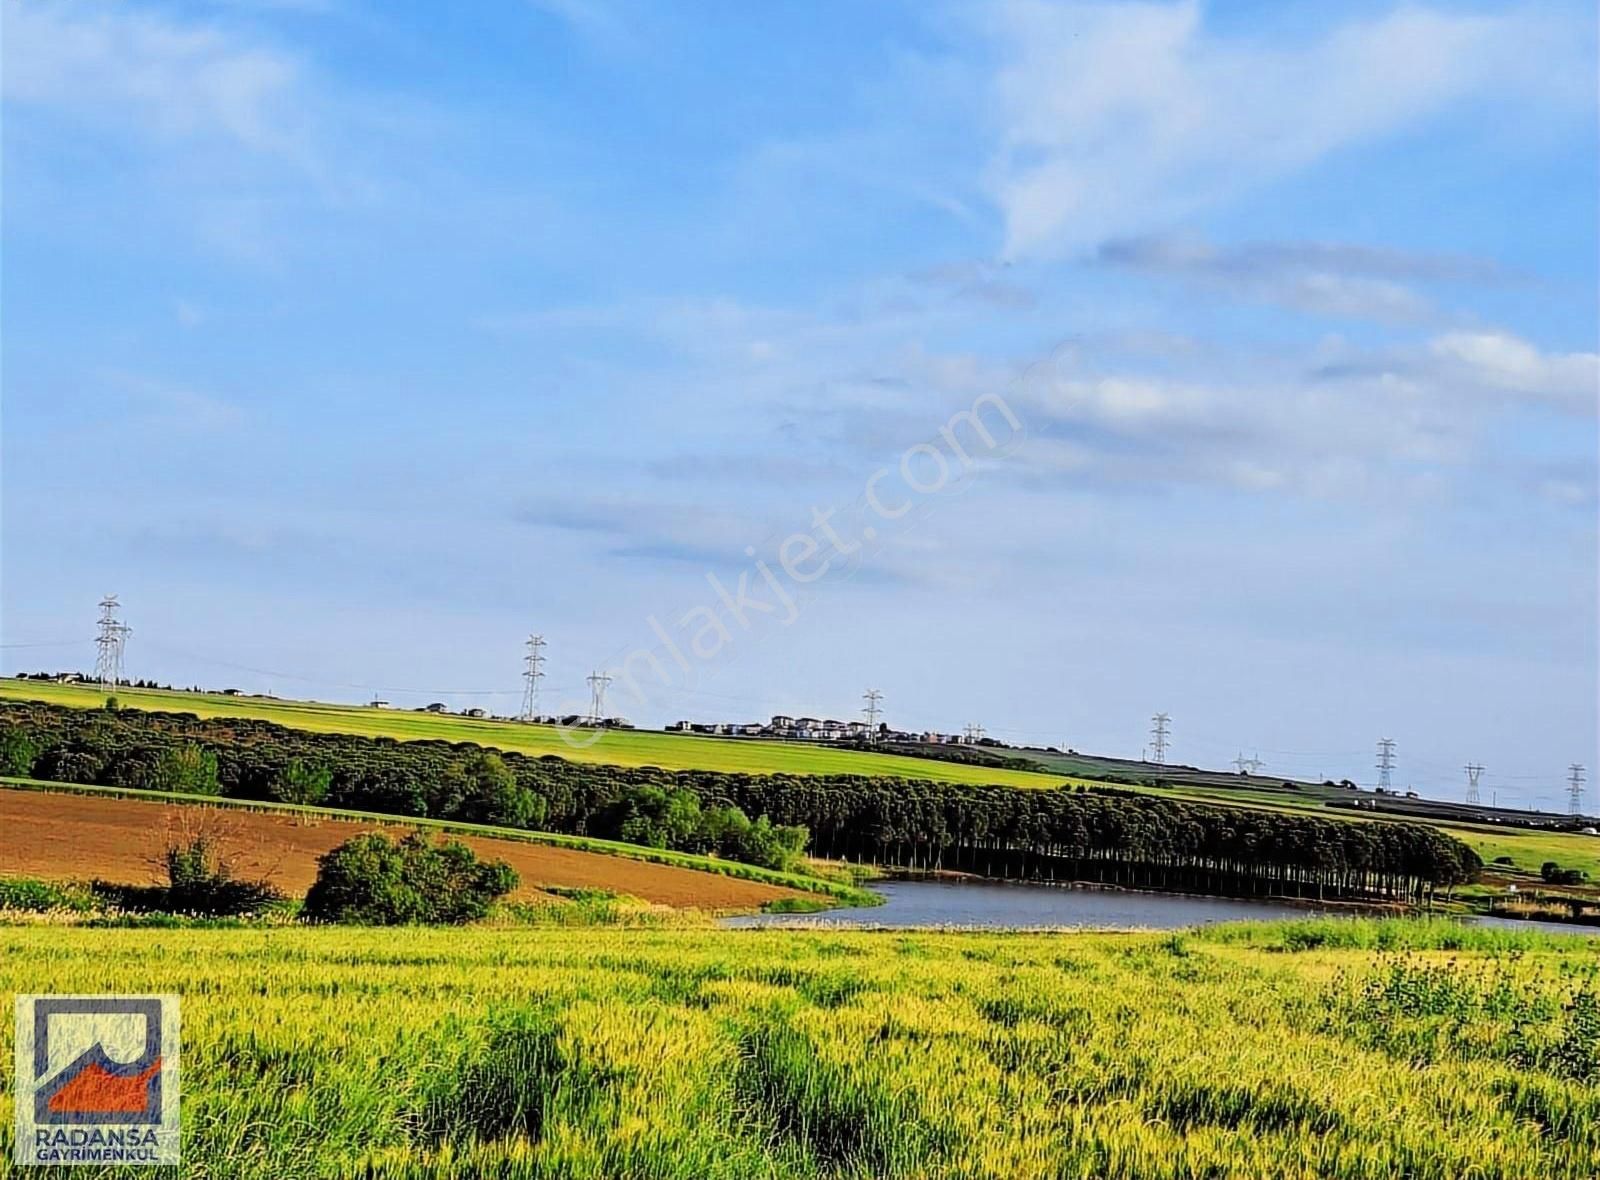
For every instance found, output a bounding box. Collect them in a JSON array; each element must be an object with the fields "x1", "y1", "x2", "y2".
[
  {"x1": 726, "y1": 879, "x2": 1341, "y2": 930},
  {"x1": 726, "y1": 879, "x2": 1600, "y2": 933}
]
